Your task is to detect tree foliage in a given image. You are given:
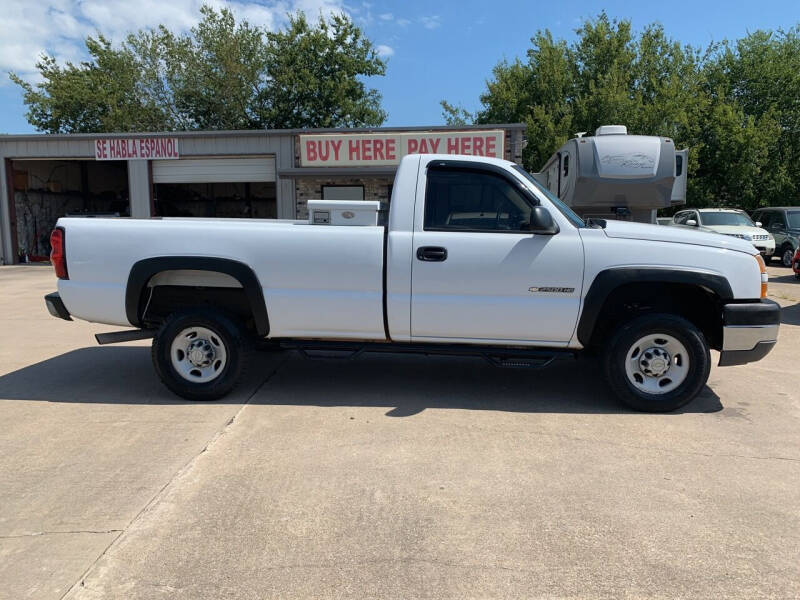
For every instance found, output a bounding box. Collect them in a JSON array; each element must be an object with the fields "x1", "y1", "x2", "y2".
[
  {"x1": 444, "y1": 13, "x2": 800, "y2": 209},
  {"x1": 11, "y1": 6, "x2": 387, "y2": 133}
]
